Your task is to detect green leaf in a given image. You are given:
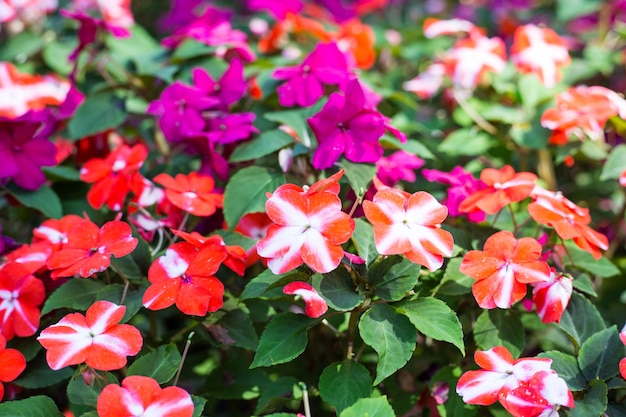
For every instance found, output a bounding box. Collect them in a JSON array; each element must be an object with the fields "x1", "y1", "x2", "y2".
[
  {"x1": 339, "y1": 396, "x2": 396, "y2": 417},
  {"x1": 96, "y1": 283, "x2": 146, "y2": 323},
  {"x1": 358, "y1": 304, "x2": 416, "y2": 385},
  {"x1": 230, "y1": 129, "x2": 295, "y2": 162},
  {"x1": 127, "y1": 344, "x2": 181, "y2": 384},
  {"x1": 581, "y1": 140, "x2": 609, "y2": 160},
  {"x1": 563, "y1": 242, "x2": 619, "y2": 278},
  {"x1": 570, "y1": 379, "x2": 607, "y2": 417},
  {"x1": 0, "y1": 396, "x2": 64, "y2": 417},
  {"x1": 0, "y1": 31, "x2": 43, "y2": 61},
  {"x1": 558, "y1": 292, "x2": 606, "y2": 351},
  {"x1": 556, "y1": 0, "x2": 602, "y2": 21},
  {"x1": 509, "y1": 119, "x2": 551, "y2": 149},
  {"x1": 313, "y1": 269, "x2": 365, "y2": 311},
  {"x1": 537, "y1": 351, "x2": 587, "y2": 391},
  {"x1": 111, "y1": 254, "x2": 144, "y2": 281},
  {"x1": 251, "y1": 313, "x2": 314, "y2": 368},
  {"x1": 438, "y1": 129, "x2": 495, "y2": 156},
  {"x1": 351, "y1": 218, "x2": 378, "y2": 266},
  {"x1": 474, "y1": 310, "x2": 525, "y2": 357},
  {"x1": 600, "y1": 144, "x2": 626, "y2": 181},
  {"x1": 14, "y1": 353, "x2": 74, "y2": 389},
  {"x1": 264, "y1": 109, "x2": 311, "y2": 144},
  {"x1": 337, "y1": 159, "x2": 376, "y2": 195},
  {"x1": 518, "y1": 74, "x2": 548, "y2": 112},
  {"x1": 436, "y1": 257, "x2": 474, "y2": 296},
  {"x1": 395, "y1": 297, "x2": 464, "y2": 355},
  {"x1": 240, "y1": 269, "x2": 309, "y2": 300},
  {"x1": 191, "y1": 396, "x2": 206, "y2": 417},
  {"x1": 6, "y1": 183, "x2": 62, "y2": 218},
  {"x1": 319, "y1": 361, "x2": 372, "y2": 414},
  {"x1": 68, "y1": 92, "x2": 127, "y2": 140},
  {"x1": 223, "y1": 166, "x2": 285, "y2": 229},
  {"x1": 578, "y1": 326, "x2": 623, "y2": 381},
  {"x1": 368, "y1": 256, "x2": 420, "y2": 302},
  {"x1": 43, "y1": 166, "x2": 81, "y2": 181},
  {"x1": 42, "y1": 279, "x2": 107, "y2": 315},
  {"x1": 255, "y1": 376, "x2": 298, "y2": 415},
  {"x1": 67, "y1": 372, "x2": 118, "y2": 409},
  {"x1": 219, "y1": 309, "x2": 259, "y2": 350},
  {"x1": 572, "y1": 274, "x2": 598, "y2": 297}
]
